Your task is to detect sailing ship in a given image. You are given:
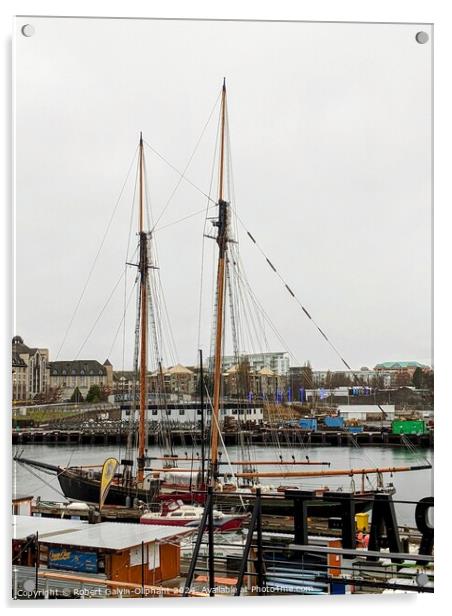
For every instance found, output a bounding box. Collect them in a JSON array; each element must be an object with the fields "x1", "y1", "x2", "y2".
[
  {"x1": 14, "y1": 81, "x2": 431, "y2": 516},
  {"x1": 15, "y1": 133, "x2": 162, "y2": 507}
]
